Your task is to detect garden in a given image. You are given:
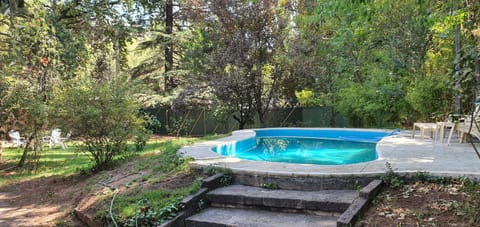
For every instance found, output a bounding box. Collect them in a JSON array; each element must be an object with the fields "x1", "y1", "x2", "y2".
[{"x1": 0, "y1": 0, "x2": 479, "y2": 226}]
